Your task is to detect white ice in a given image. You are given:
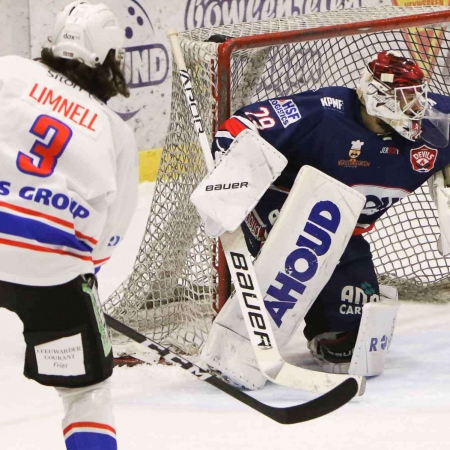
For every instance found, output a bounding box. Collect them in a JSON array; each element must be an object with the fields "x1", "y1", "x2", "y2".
[{"x1": 0, "y1": 182, "x2": 449, "y2": 449}]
